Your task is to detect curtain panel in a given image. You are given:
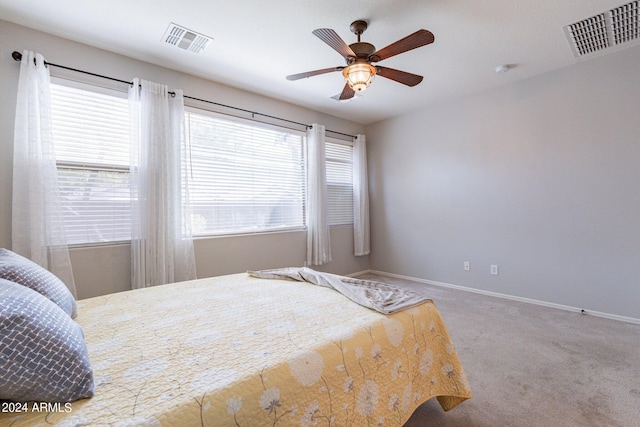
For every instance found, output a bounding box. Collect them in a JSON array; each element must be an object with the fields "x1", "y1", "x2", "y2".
[
  {"x1": 129, "y1": 78, "x2": 197, "y2": 288},
  {"x1": 353, "y1": 134, "x2": 370, "y2": 256},
  {"x1": 306, "y1": 124, "x2": 332, "y2": 266},
  {"x1": 12, "y1": 50, "x2": 77, "y2": 297}
]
